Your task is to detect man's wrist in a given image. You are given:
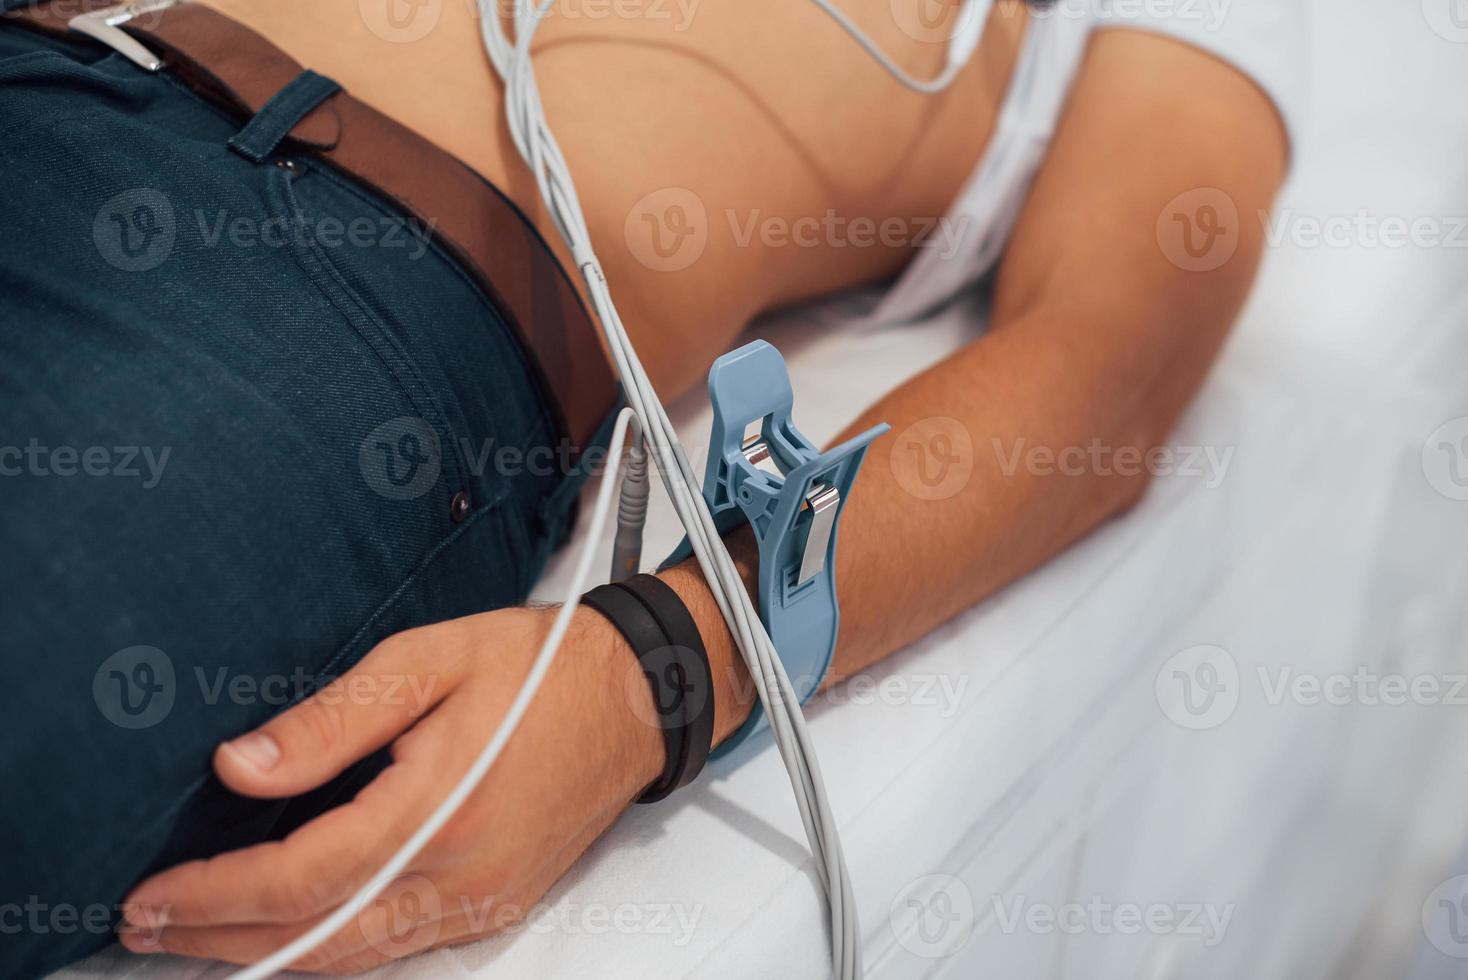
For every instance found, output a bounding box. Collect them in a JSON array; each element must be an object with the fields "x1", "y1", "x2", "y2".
[
  {"x1": 568, "y1": 603, "x2": 668, "y2": 802},
  {"x1": 565, "y1": 525, "x2": 759, "y2": 804},
  {"x1": 657, "y1": 528, "x2": 759, "y2": 747}
]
